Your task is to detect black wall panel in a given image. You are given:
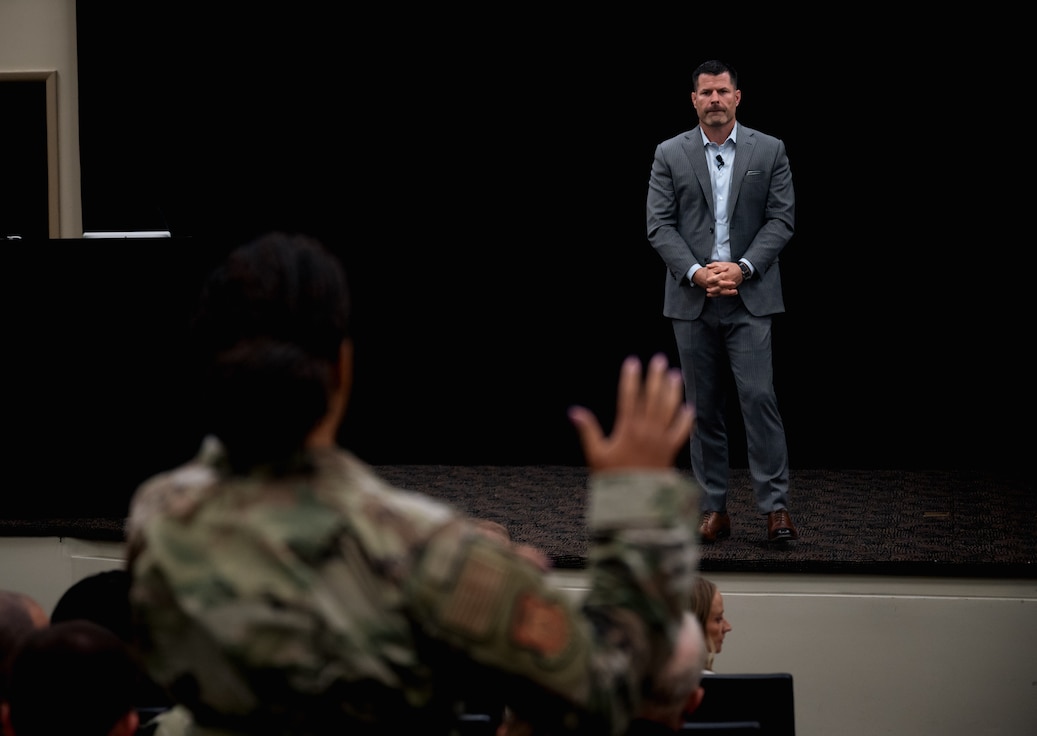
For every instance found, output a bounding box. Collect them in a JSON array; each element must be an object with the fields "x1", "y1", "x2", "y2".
[{"x1": 19, "y1": 3, "x2": 1021, "y2": 519}]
